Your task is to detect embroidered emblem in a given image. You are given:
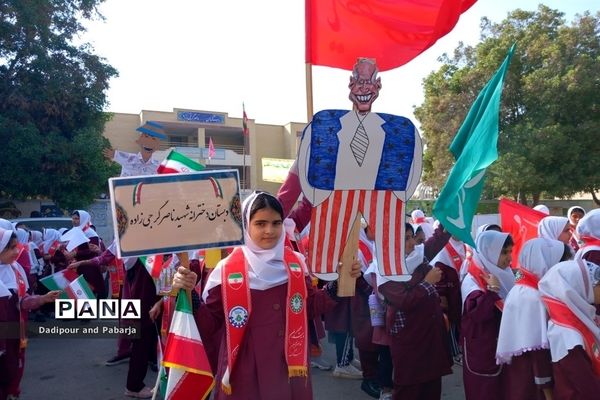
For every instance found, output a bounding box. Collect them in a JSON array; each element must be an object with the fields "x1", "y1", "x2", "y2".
[
  {"x1": 594, "y1": 343, "x2": 600, "y2": 359},
  {"x1": 227, "y1": 272, "x2": 244, "y2": 290},
  {"x1": 514, "y1": 269, "x2": 523, "y2": 281},
  {"x1": 289, "y1": 263, "x2": 302, "y2": 275},
  {"x1": 228, "y1": 306, "x2": 249, "y2": 328},
  {"x1": 290, "y1": 293, "x2": 304, "y2": 314}
]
